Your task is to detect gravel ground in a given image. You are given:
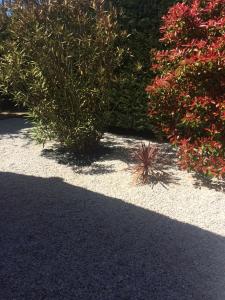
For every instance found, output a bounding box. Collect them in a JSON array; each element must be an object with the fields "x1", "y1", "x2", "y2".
[{"x1": 0, "y1": 118, "x2": 225, "y2": 300}]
